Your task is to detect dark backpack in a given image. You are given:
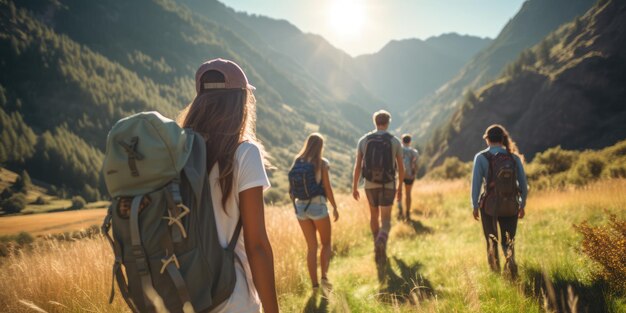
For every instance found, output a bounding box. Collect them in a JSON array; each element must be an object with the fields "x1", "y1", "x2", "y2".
[
  {"x1": 362, "y1": 133, "x2": 395, "y2": 184},
  {"x1": 101, "y1": 112, "x2": 240, "y2": 313},
  {"x1": 288, "y1": 159, "x2": 325, "y2": 201},
  {"x1": 480, "y1": 151, "x2": 520, "y2": 217}
]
